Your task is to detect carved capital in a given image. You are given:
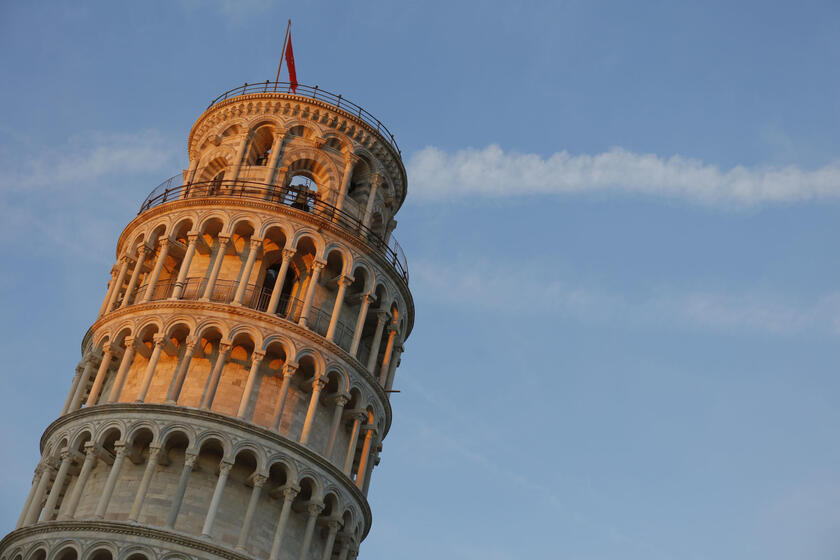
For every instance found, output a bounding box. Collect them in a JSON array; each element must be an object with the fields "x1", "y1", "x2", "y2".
[
  {"x1": 305, "y1": 502, "x2": 324, "y2": 517},
  {"x1": 152, "y1": 333, "x2": 166, "y2": 345},
  {"x1": 281, "y1": 484, "x2": 300, "y2": 500},
  {"x1": 334, "y1": 394, "x2": 349, "y2": 407},
  {"x1": 338, "y1": 274, "x2": 354, "y2": 287},
  {"x1": 251, "y1": 350, "x2": 266, "y2": 363},
  {"x1": 218, "y1": 461, "x2": 234, "y2": 475},
  {"x1": 219, "y1": 341, "x2": 233, "y2": 354},
  {"x1": 187, "y1": 232, "x2": 200, "y2": 244},
  {"x1": 312, "y1": 259, "x2": 327, "y2": 271},
  {"x1": 281, "y1": 248, "x2": 297, "y2": 260},
  {"x1": 217, "y1": 235, "x2": 231, "y2": 245},
  {"x1": 282, "y1": 362, "x2": 299, "y2": 378},
  {"x1": 157, "y1": 237, "x2": 171, "y2": 249},
  {"x1": 183, "y1": 452, "x2": 198, "y2": 469},
  {"x1": 249, "y1": 238, "x2": 263, "y2": 249},
  {"x1": 252, "y1": 474, "x2": 268, "y2": 487}
]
